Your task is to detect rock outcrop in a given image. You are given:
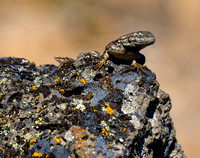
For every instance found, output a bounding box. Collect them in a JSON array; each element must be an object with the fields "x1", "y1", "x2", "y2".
[{"x1": 0, "y1": 52, "x2": 185, "y2": 157}]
